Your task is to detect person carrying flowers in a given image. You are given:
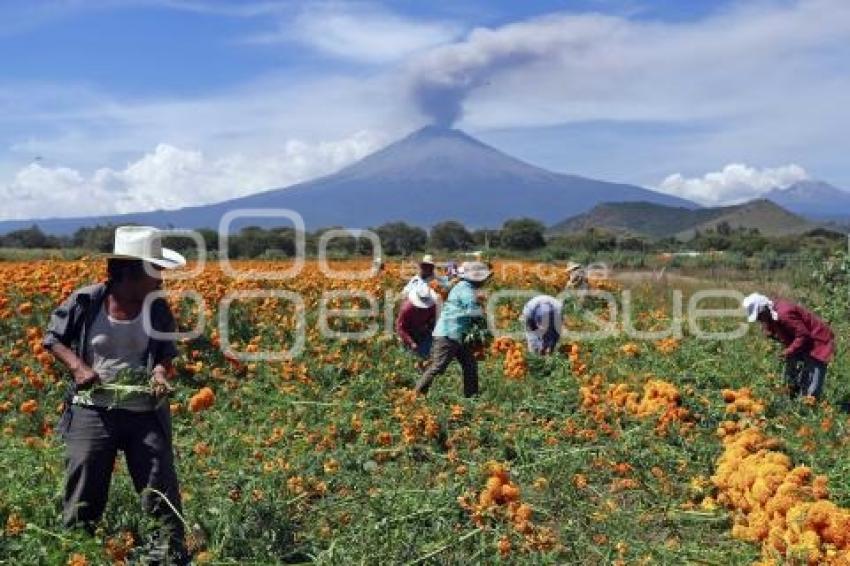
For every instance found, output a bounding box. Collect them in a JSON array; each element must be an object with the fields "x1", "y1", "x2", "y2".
[
  {"x1": 43, "y1": 226, "x2": 189, "y2": 564},
  {"x1": 414, "y1": 261, "x2": 491, "y2": 397},
  {"x1": 403, "y1": 254, "x2": 450, "y2": 295}
]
